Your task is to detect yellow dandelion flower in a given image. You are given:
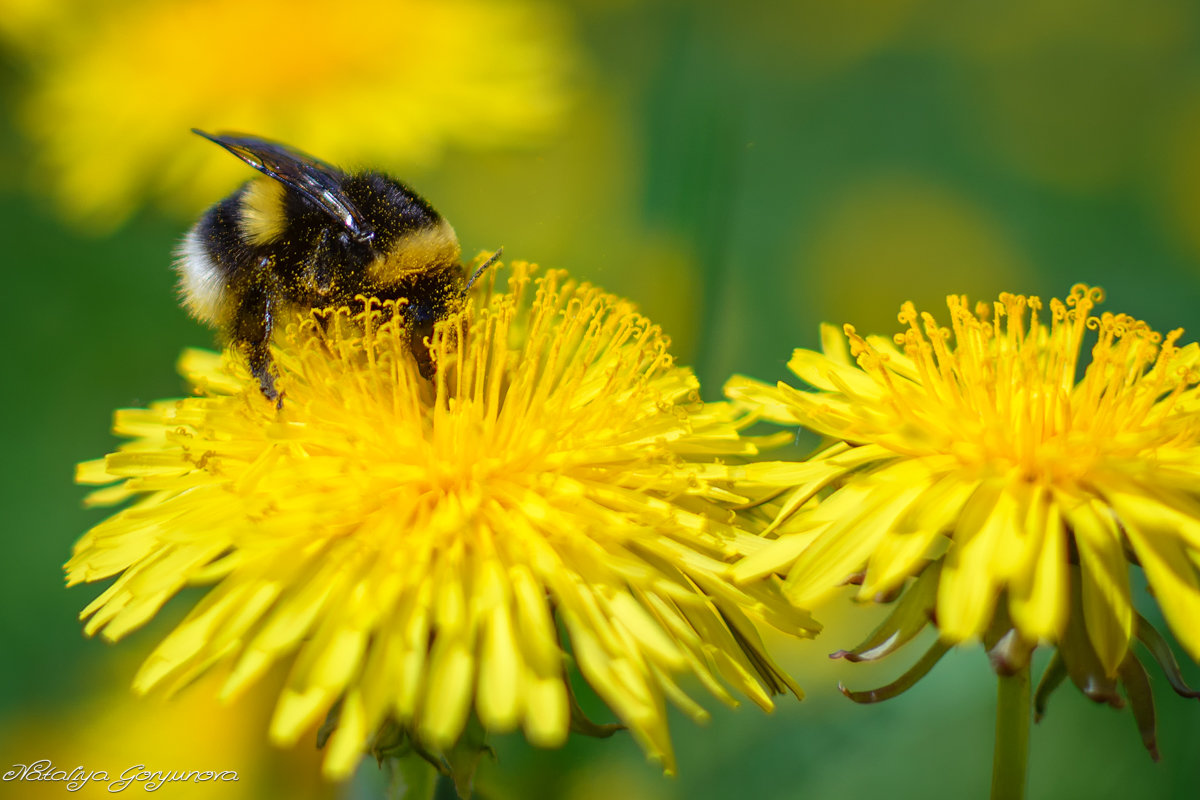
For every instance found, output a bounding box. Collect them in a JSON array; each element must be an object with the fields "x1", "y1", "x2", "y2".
[
  {"x1": 16, "y1": 0, "x2": 575, "y2": 230},
  {"x1": 727, "y1": 285, "x2": 1200, "y2": 787},
  {"x1": 69, "y1": 263, "x2": 814, "y2": 781}
]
